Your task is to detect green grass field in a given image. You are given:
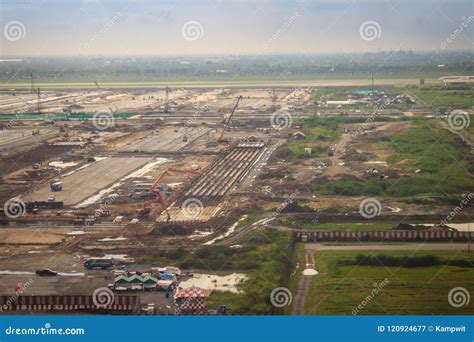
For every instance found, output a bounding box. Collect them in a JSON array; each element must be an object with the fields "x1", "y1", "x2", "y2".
[
  {"x1": 400, "y1": 84, "x2": 474, "y2": 108},
  {"x1": 274, "y1": 218, "x2": 394, "y2": 231},
  {"x1": 281, "y1": 116, "x2": 402, "y2": 160},
  {"x1": 152, "y1": 229, "x2": 291, "y2": 314},
  {"x1": 310, "y1": 84, "x2": 474, "y2": 109},
  {"x1": 315, "y1": 120, "x2": 474, "y2": 200},
  {"x1": 294, "y1": 249, "x2": 474, "y2": 315}
]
